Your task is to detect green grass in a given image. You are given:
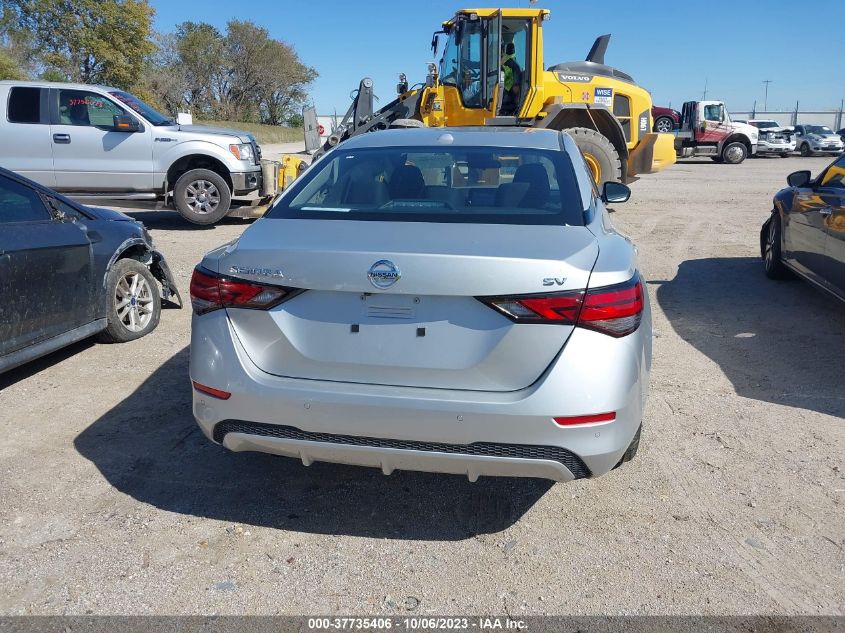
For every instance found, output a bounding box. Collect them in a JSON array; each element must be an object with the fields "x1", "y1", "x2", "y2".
[{"x1": 196, "y1": 120, "x2": 303, "y2": 145}]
